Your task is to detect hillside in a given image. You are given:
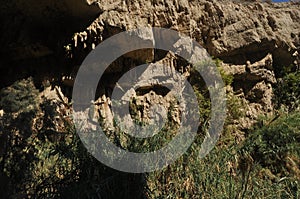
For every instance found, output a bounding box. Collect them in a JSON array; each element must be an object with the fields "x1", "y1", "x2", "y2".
[{"x1": 0, "y1": 0, "x2": 299, "y2": 198}]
